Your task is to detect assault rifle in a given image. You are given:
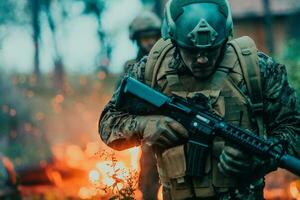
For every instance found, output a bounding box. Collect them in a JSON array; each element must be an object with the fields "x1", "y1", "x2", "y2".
[{"x1": 116, "y1": 77, "x2": 300, "y2": 177}]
